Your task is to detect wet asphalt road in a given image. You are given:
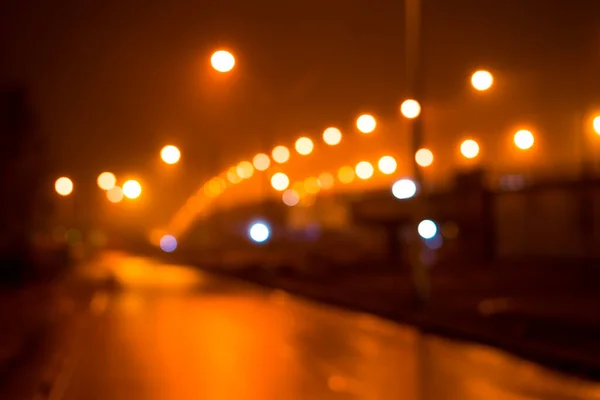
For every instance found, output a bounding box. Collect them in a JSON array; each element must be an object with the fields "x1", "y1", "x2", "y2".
[{"x1": 2, "y1": 252, "x2": 600, "y2": 400}]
